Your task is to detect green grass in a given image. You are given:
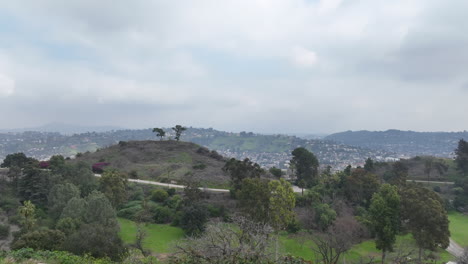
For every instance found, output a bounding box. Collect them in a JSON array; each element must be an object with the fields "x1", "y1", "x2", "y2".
[
  {"x1": 281, "y1": 233, "x2": 453, "y2": 263},
  {"x1": 448, "y1": 211, "x2": 468, "y2": 246},
  {"x1": 118, "y1": 218, "x2": 184, "y2": 253}
]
